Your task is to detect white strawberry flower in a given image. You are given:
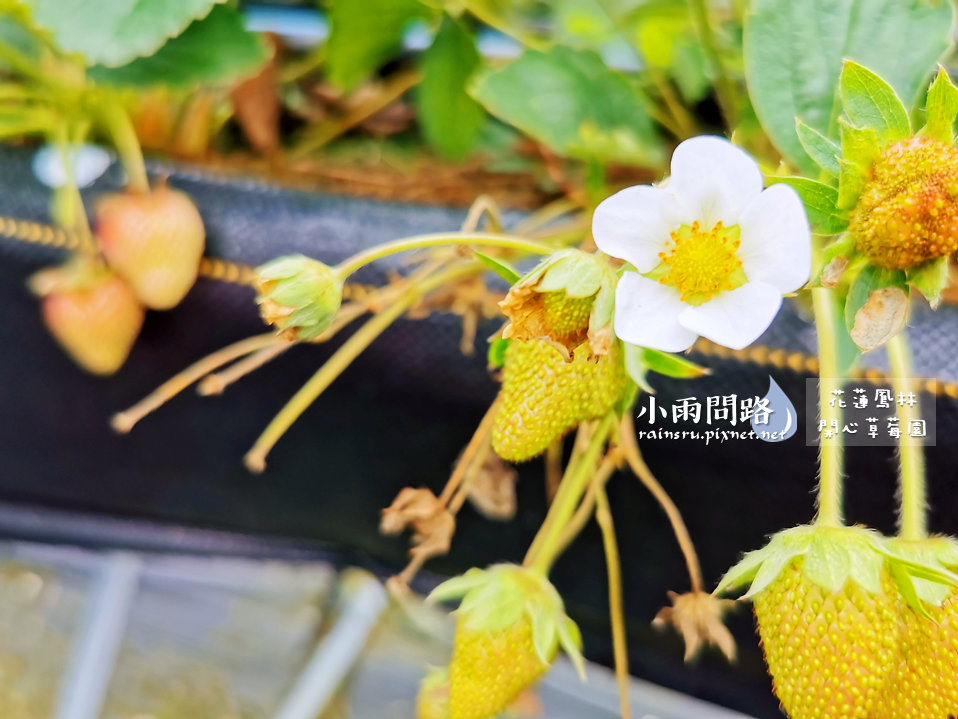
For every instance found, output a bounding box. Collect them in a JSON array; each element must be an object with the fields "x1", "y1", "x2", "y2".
[{"x1": 593, "y1": 136, "x2": 811, "y2": 352}]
